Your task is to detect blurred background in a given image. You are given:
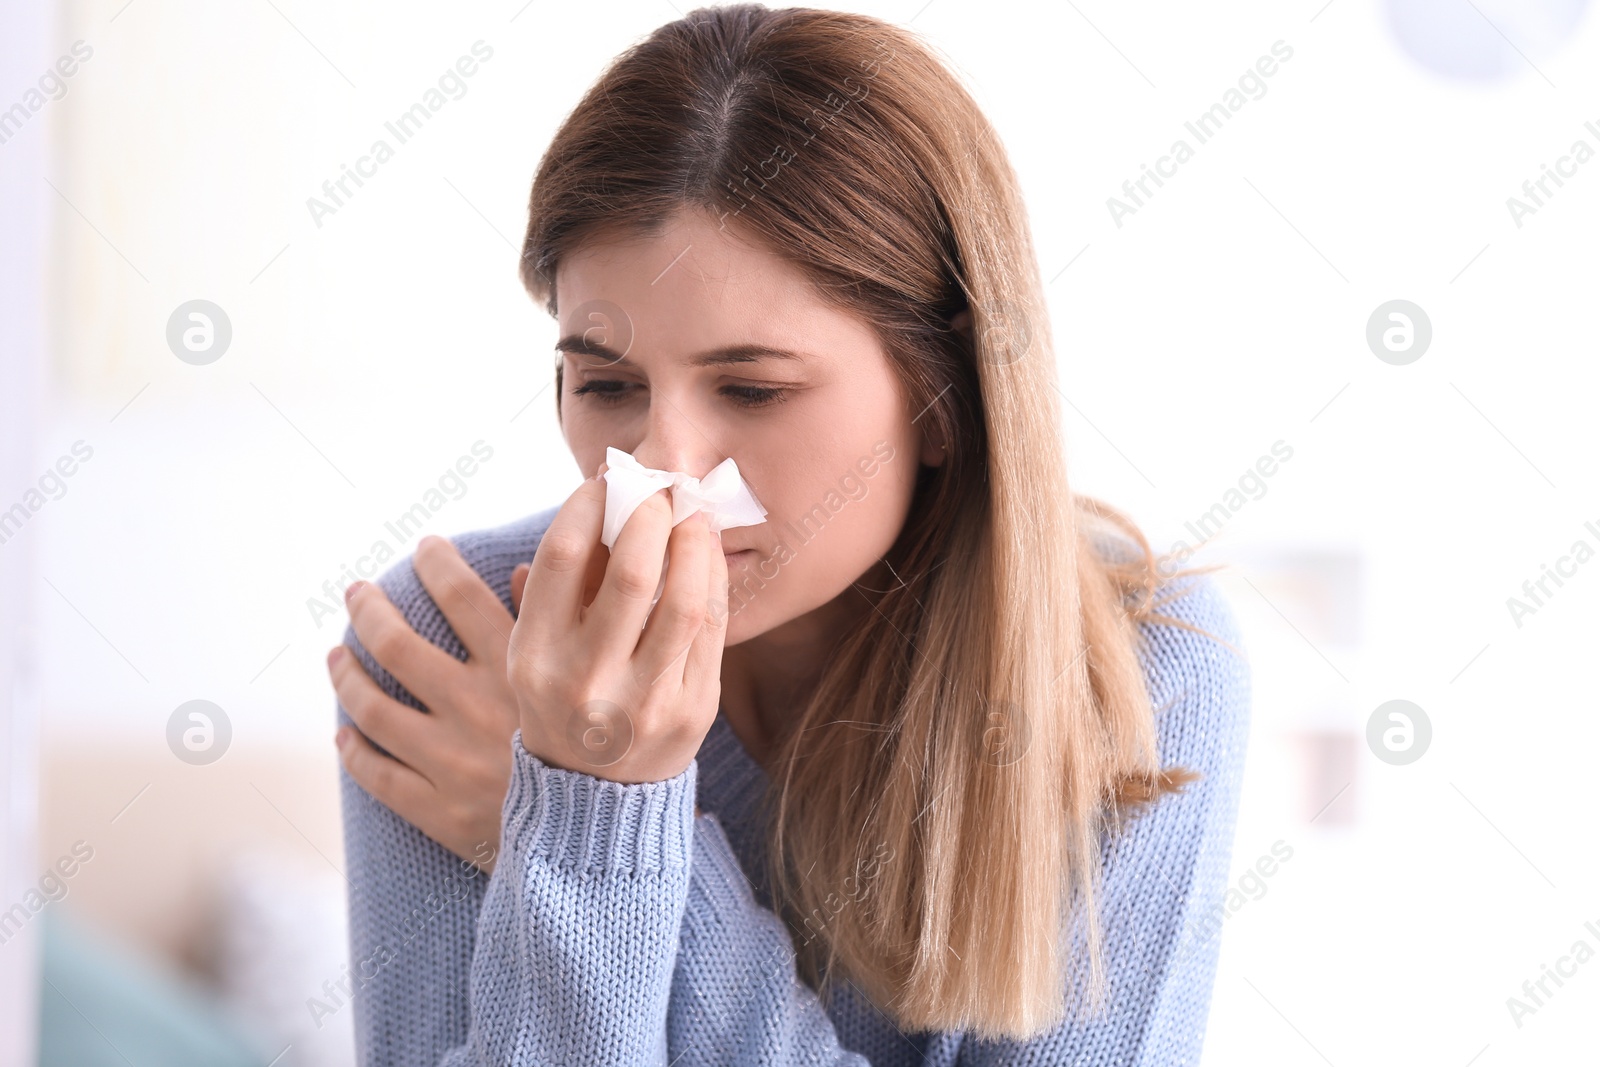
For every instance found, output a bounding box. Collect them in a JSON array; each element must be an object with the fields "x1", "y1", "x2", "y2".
[{"x1": 2, "y1": 0, "x2": 1598, "y2": 1063}]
